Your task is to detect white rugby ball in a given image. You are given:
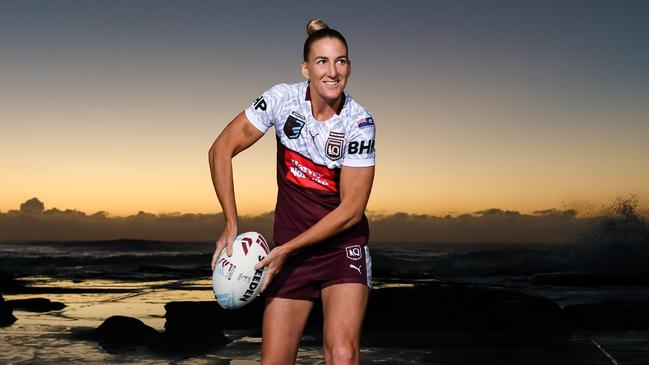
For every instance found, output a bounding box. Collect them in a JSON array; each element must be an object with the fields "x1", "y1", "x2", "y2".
[{"x1": 212, "y1": 231, "x2": 270, "y2": 310}]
